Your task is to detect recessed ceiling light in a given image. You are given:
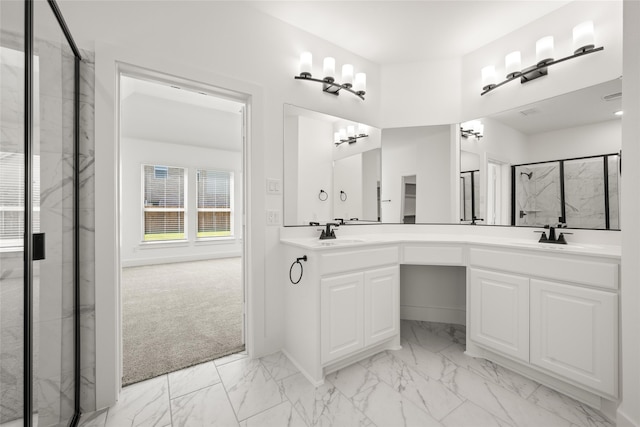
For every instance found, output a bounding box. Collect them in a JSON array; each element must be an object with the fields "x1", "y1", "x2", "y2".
[{"x1": 614, "y1": 110, "x2": 623, "y2": 116}]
